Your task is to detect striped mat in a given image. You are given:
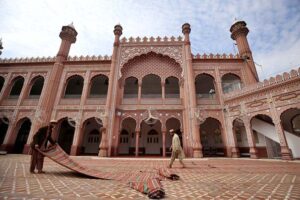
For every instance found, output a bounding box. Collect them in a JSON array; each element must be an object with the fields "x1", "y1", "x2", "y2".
[{"x1": 38, "y1": 144, "x2": 179, "y2": 199}]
